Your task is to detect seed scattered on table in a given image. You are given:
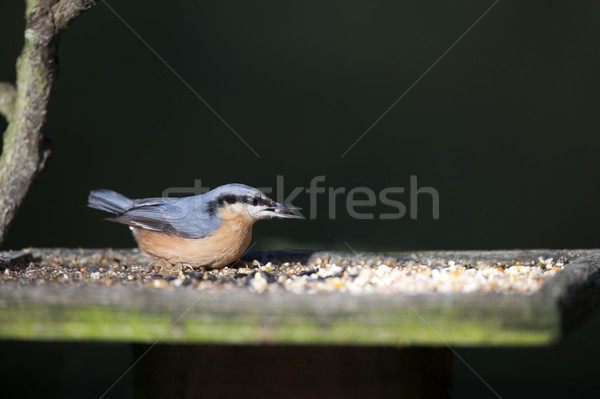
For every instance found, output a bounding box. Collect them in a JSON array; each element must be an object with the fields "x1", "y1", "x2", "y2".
[{"x1": 0, "y1": 250, "x2": 572, "y2": 295}]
